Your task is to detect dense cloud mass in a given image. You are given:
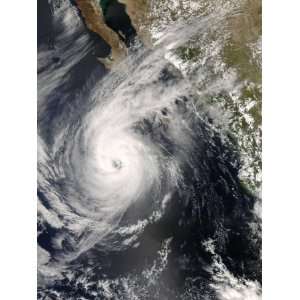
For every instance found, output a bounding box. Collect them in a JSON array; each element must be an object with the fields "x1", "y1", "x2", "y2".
[{"x1": 37, "y1": 1, "x2": 261, "y2": 299}]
